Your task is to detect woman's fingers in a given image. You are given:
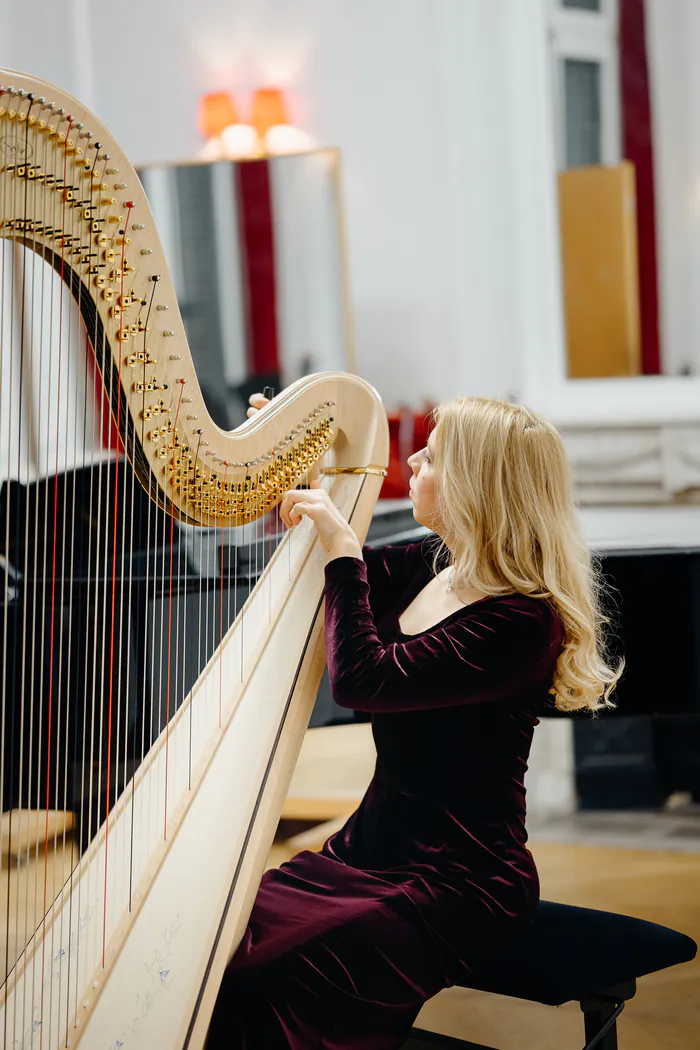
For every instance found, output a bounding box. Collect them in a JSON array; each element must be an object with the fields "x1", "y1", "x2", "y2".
[
  {"x1": 281, "y1": 492, "x2": 309, "y2": 527},
  {"x1": 280, "y1": 486, "x2": 332, "y2": 528},
  {"x1": 246, "y1": 393, "x2": 271, "y2": 418},
  {"x1": 248, "y1": 392, "x2": 270, "y2": 409},
  {"x1": 285, "y1": 500, "x2": 313, "y2": 528},
  {"x1": 279, "y1": 486, "x2": 358, "y2": 552},
  {"x1": 280, "y1": 490, "x2": 300, "y2": 527},
  {"x1": 289, "y1": 501, "x2": 309, "y2": 523}
]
